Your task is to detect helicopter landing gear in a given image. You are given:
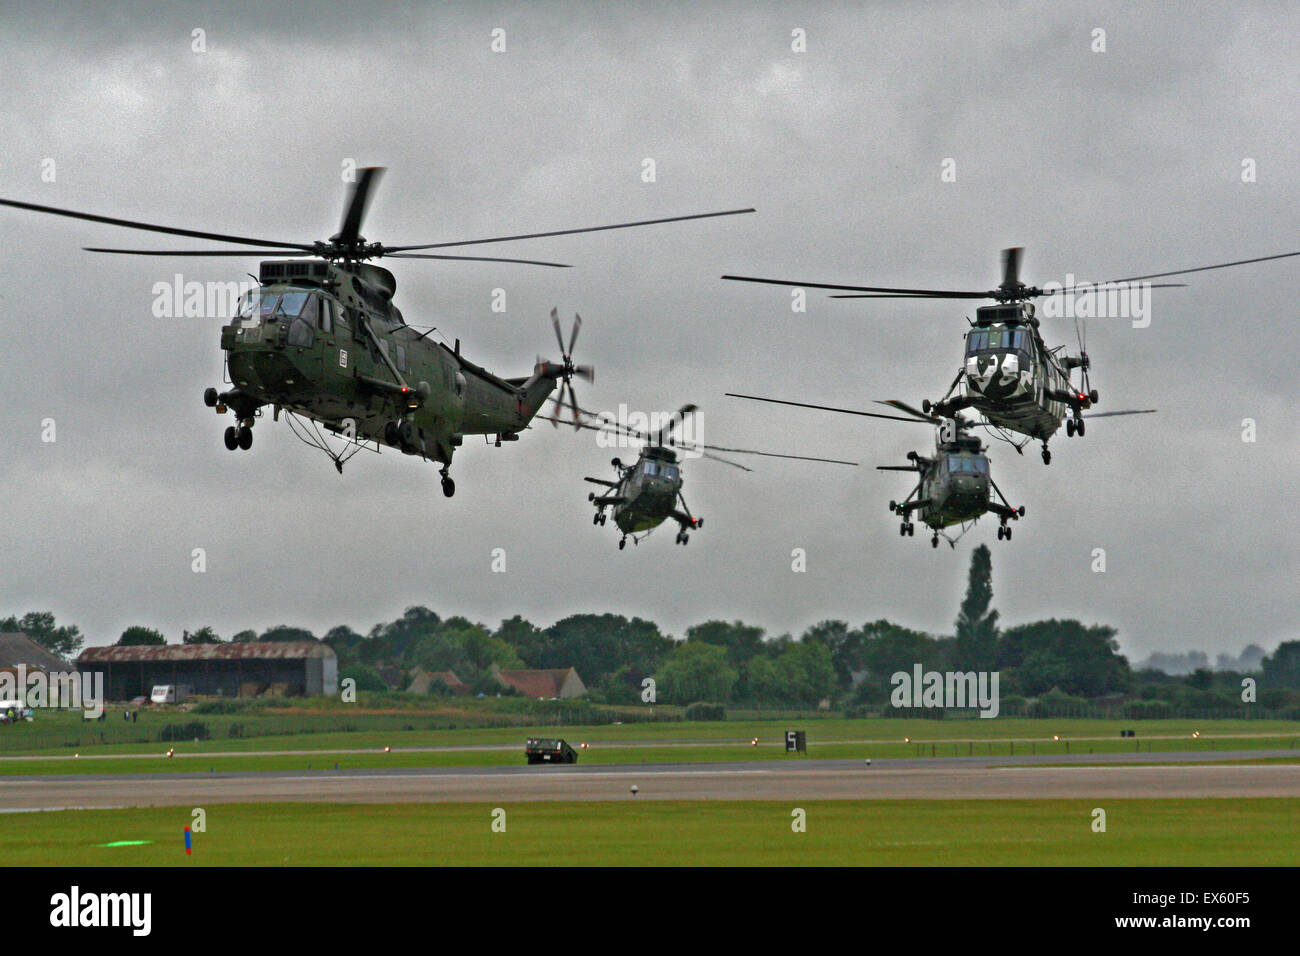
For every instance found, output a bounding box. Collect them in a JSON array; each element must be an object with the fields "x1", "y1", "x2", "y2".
[
  {"x1": 931, "y1": 533, "x2": 939, "y2": 549},
  {"x1": 203, "y1": 387, "x2": 219, "y2": 408},
  {"x1": 618, "y1": 536, "x2": 627, "y2": 551},
  {"x1": 898, "y1": 520, "x2": 915, "y2": 537},
  {"x1": 224, "y1": 422, "x2": 253, "y2": 451},
  {"x1": 675, "y1": 531, "x2": 689, "y2": 545},
  {"x1": 1075, "y1": 418, "x2": 1084, "y2": 437},
  {"x1": 439, "y1": 465, "x2": 455, "y2": 498},
  {"x1": 1065, "y1": 416, "x2": 1085, "y2": 438},
  {"x1": 1041, "y1": 442, "x2": 1051, "y2": 465},
  {"x1": 593, "y1": 512, "x2": 601, "y2": 525}
]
